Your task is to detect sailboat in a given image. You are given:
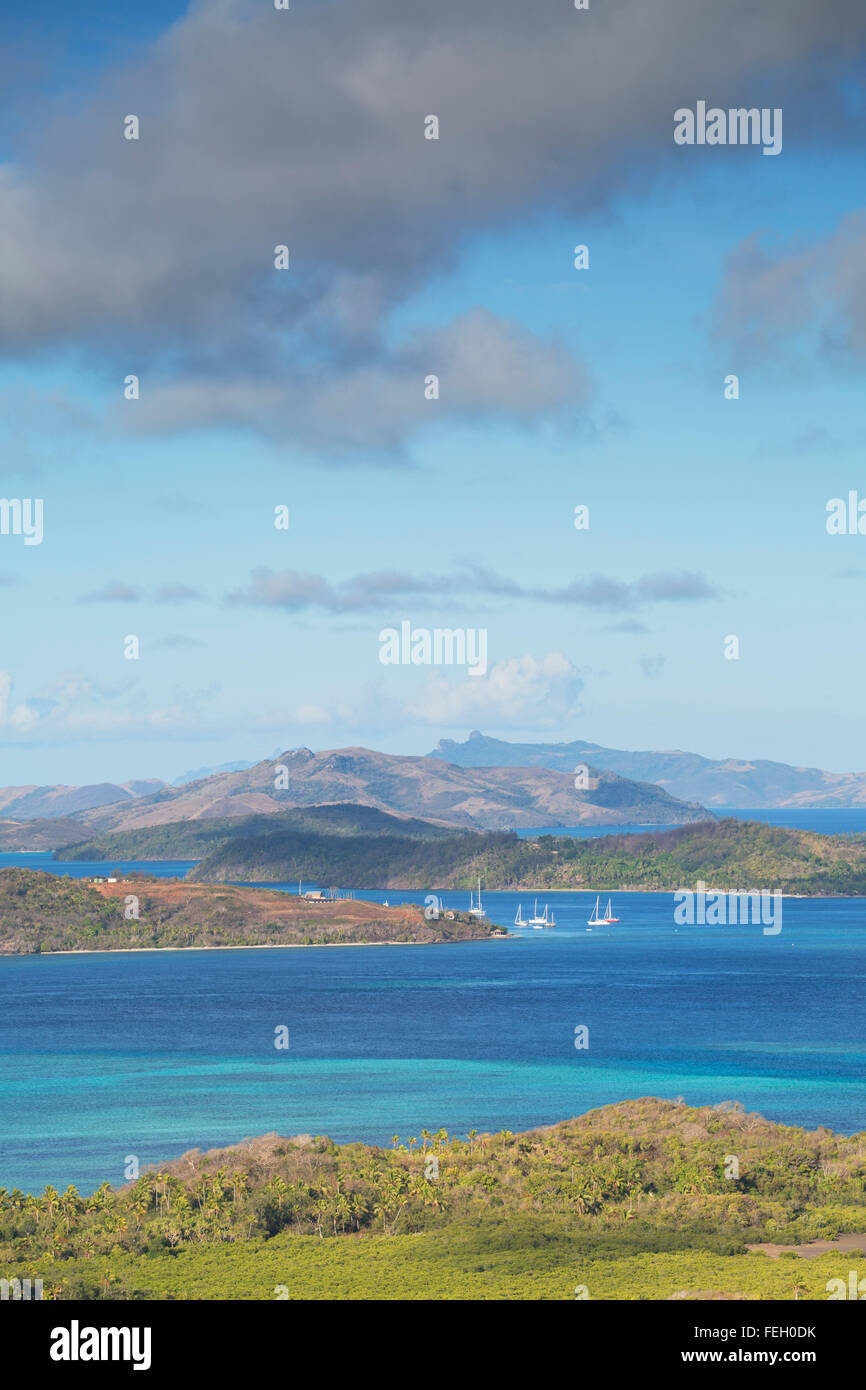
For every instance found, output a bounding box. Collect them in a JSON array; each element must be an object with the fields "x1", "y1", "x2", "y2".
[
  {"x1": 527, "y1": 898, "x2": 555, "y2": 928},
  {"x1": 587, "y1": 896, "x2": 605, "y2": 926},
  {"x1": 468, "y1": 878, "x2": 486, "y2": 917},
  {"x1": 514, "y1": 903, "x2": 527, "y2": 926},
  {"x1": 588, "y1": 896, "x2": 620, "y2": 925},
  {"x1": 527, "y1": 898, "x2": 545, "y2": 927}
]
